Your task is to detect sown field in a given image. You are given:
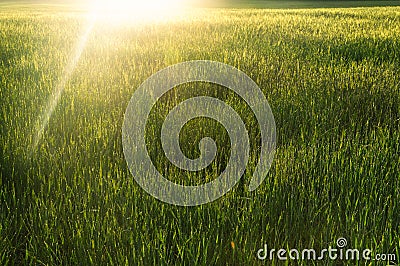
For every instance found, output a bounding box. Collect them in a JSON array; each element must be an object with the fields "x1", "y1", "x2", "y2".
[{"x1": 1, "y1": 2, "x2": 400, "y2": 265}]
